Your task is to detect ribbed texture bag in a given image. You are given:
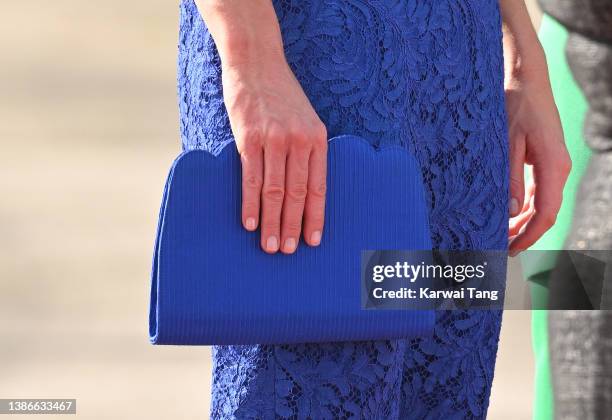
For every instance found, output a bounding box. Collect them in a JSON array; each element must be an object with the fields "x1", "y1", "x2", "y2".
[{"x1": 150, "y1": 135, "x2": 434, "y2": 345}]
